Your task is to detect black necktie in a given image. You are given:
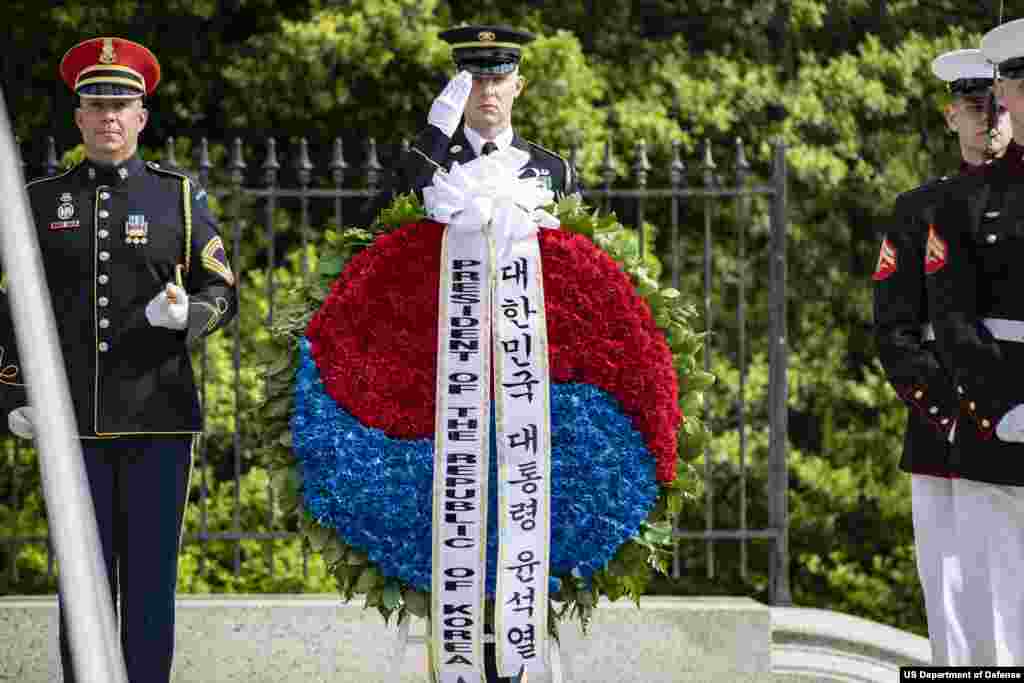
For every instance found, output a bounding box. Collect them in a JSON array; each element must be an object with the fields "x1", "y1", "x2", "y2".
[{"x1": 481, "y1": 141, "x2": 498, "y2": 156}]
